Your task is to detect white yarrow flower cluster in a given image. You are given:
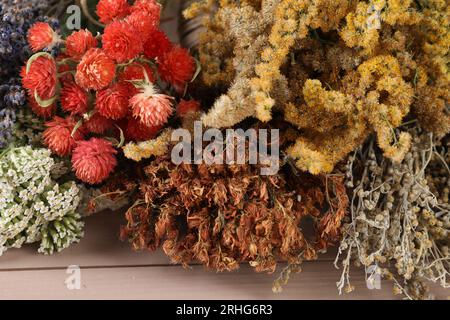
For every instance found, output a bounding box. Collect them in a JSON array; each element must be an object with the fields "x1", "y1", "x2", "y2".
[{"x1": 0, "y1": 146, "x2": 85, "y2": 256}]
